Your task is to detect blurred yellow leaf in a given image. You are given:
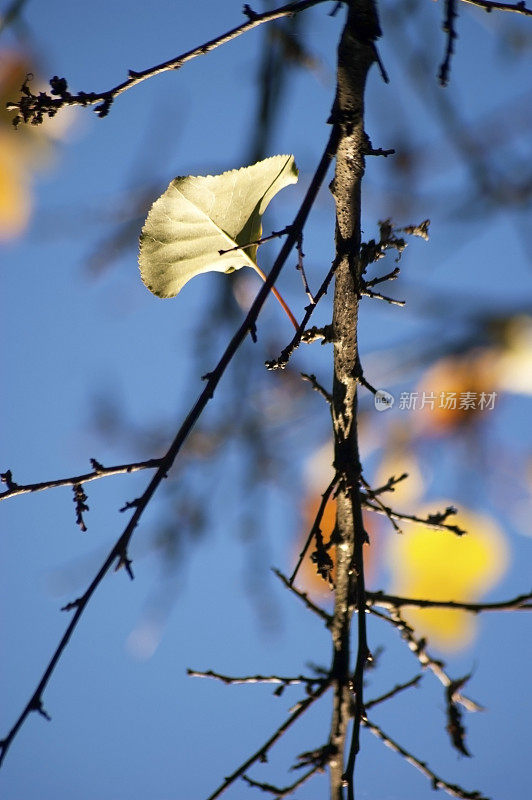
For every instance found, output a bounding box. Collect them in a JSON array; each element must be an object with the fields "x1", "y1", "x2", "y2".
[
  {"x1": 0, "y1": 130, "x2": 31, "y2": 239},
  {"x1": 387, "y1": 504, "x2": 509, "y2": 650},
  {"x1": 0, "y1": 49, "x2": 76, "y2": 241}
]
